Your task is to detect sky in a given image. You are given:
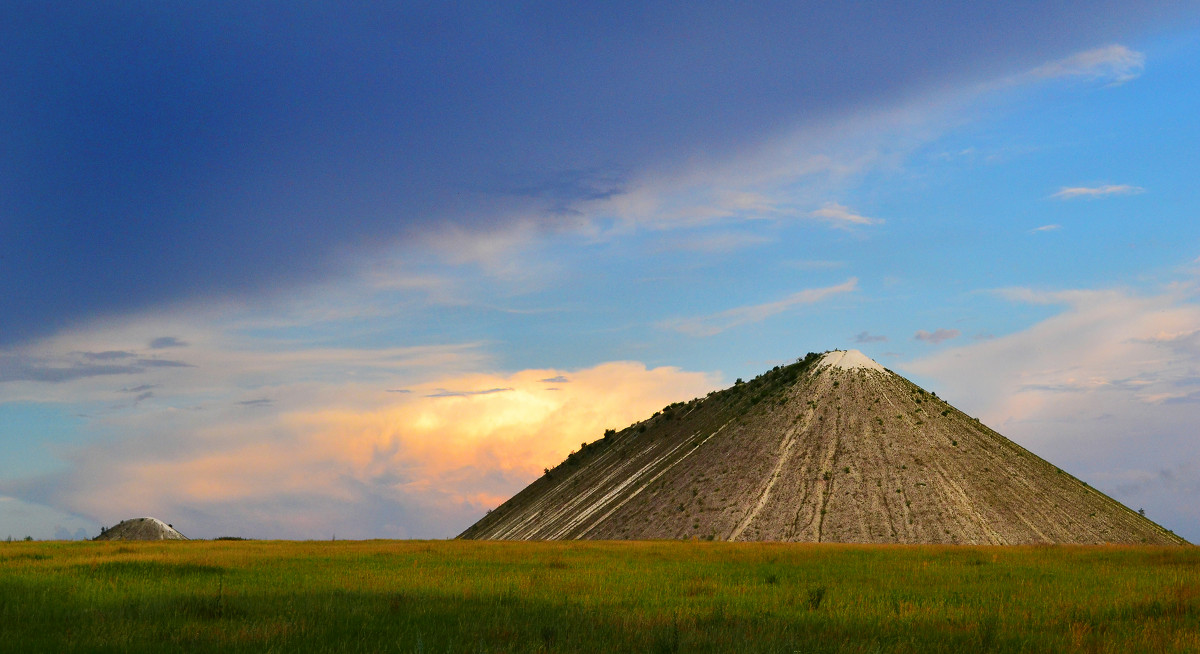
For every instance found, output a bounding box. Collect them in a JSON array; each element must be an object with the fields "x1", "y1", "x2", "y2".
[{"x1": 3, "y1": 3, "x2": 1200, "y2": 542}]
